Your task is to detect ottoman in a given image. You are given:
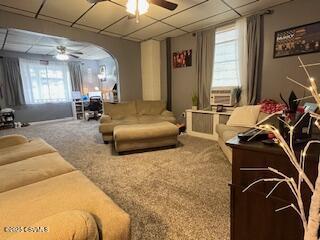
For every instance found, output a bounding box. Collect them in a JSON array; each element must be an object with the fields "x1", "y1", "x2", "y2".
[{"x1": 113, "y1": 122, "x2": 179, "y2": 153}]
